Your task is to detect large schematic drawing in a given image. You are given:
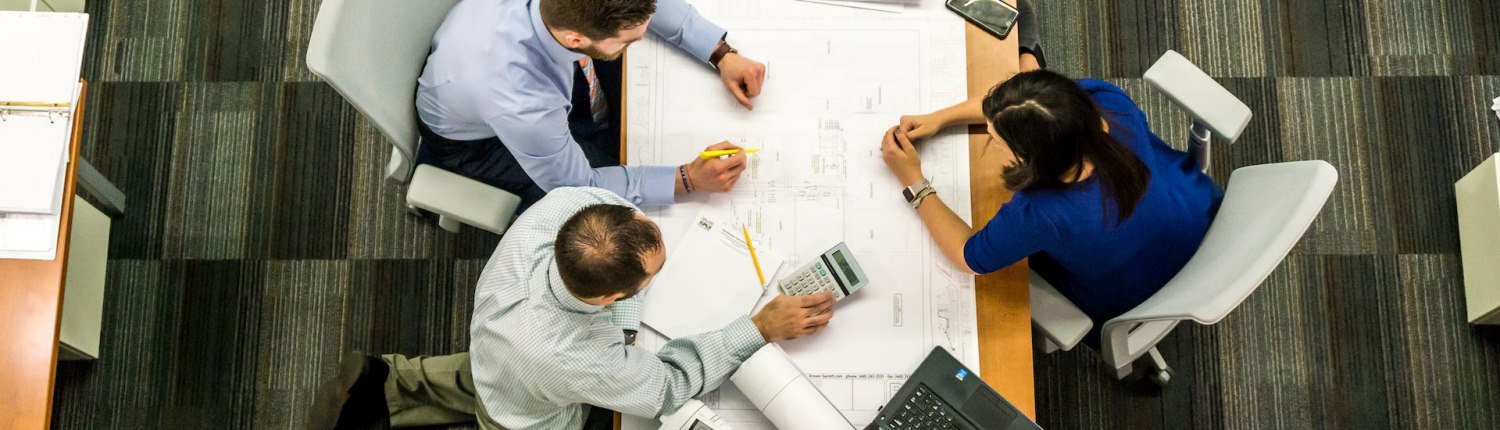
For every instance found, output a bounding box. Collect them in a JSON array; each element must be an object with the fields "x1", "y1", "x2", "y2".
[{"x1": 624, "y1": 15, "x2": 978, "y2": 430}]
